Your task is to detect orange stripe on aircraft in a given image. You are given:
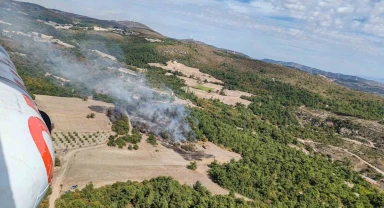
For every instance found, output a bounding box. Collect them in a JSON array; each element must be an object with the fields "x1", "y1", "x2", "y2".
[
  {"x1": 22, "y1": 94, "x2": 39, "y2": 114},
  {"x1": 28, "y1": 117, "x2": 54, "y2": 183}
]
